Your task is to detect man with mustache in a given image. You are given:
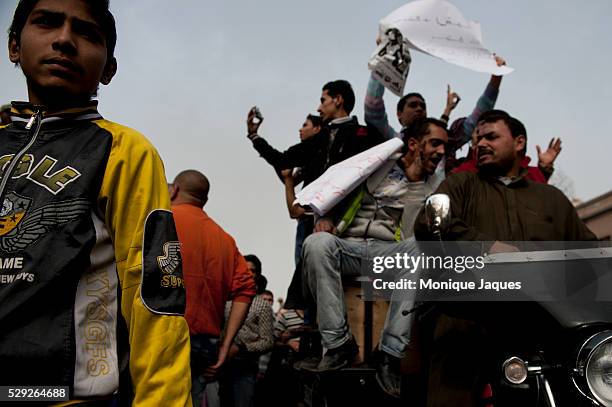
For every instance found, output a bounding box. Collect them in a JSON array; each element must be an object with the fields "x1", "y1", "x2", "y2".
[
  {"x1": 451, "y1": 118, "x2": 561, "y2": 184},
  {"x1": 414, "y1": 110, "x2": 595, "y2": 406},
  {"x1": 297, "y1": 118, "x2": 447, "y2": 399},
  {"x1": 426, "y1": 110, "x2": 579, "y2": 245}
]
